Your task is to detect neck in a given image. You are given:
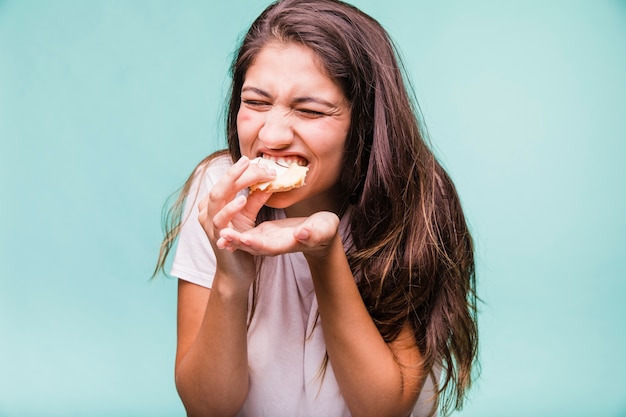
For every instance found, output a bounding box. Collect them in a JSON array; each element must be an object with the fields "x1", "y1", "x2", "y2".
[{"x1": 284, "y1": 184, "x2": 344, "y2": 218}]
